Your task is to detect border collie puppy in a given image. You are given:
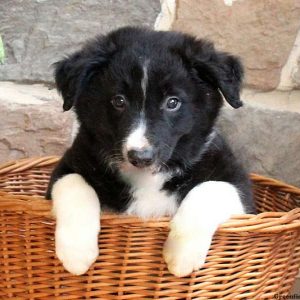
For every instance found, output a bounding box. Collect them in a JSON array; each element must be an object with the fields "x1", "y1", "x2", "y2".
[{"x1": 46, "y1": 26, "x2": 255, "y2": 277}]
